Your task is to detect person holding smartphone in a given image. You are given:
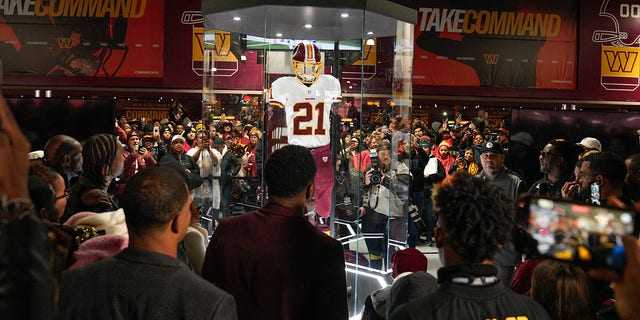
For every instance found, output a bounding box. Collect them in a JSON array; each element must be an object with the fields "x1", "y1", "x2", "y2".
[
  {"x1": 115, "y1": 130, "x2": 157, "y2": 198},
  {"x1": 449, "y1": 147, "x2": 479, "y2": 176},
  {"x1": 577, "y1": 152, "x2": 634, "y2": 208}
]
